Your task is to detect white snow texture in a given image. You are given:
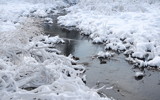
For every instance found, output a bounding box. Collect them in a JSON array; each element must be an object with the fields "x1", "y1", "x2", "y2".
[{"x1": 0, "y1": 0, "x2": 110, "y2": 100}]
